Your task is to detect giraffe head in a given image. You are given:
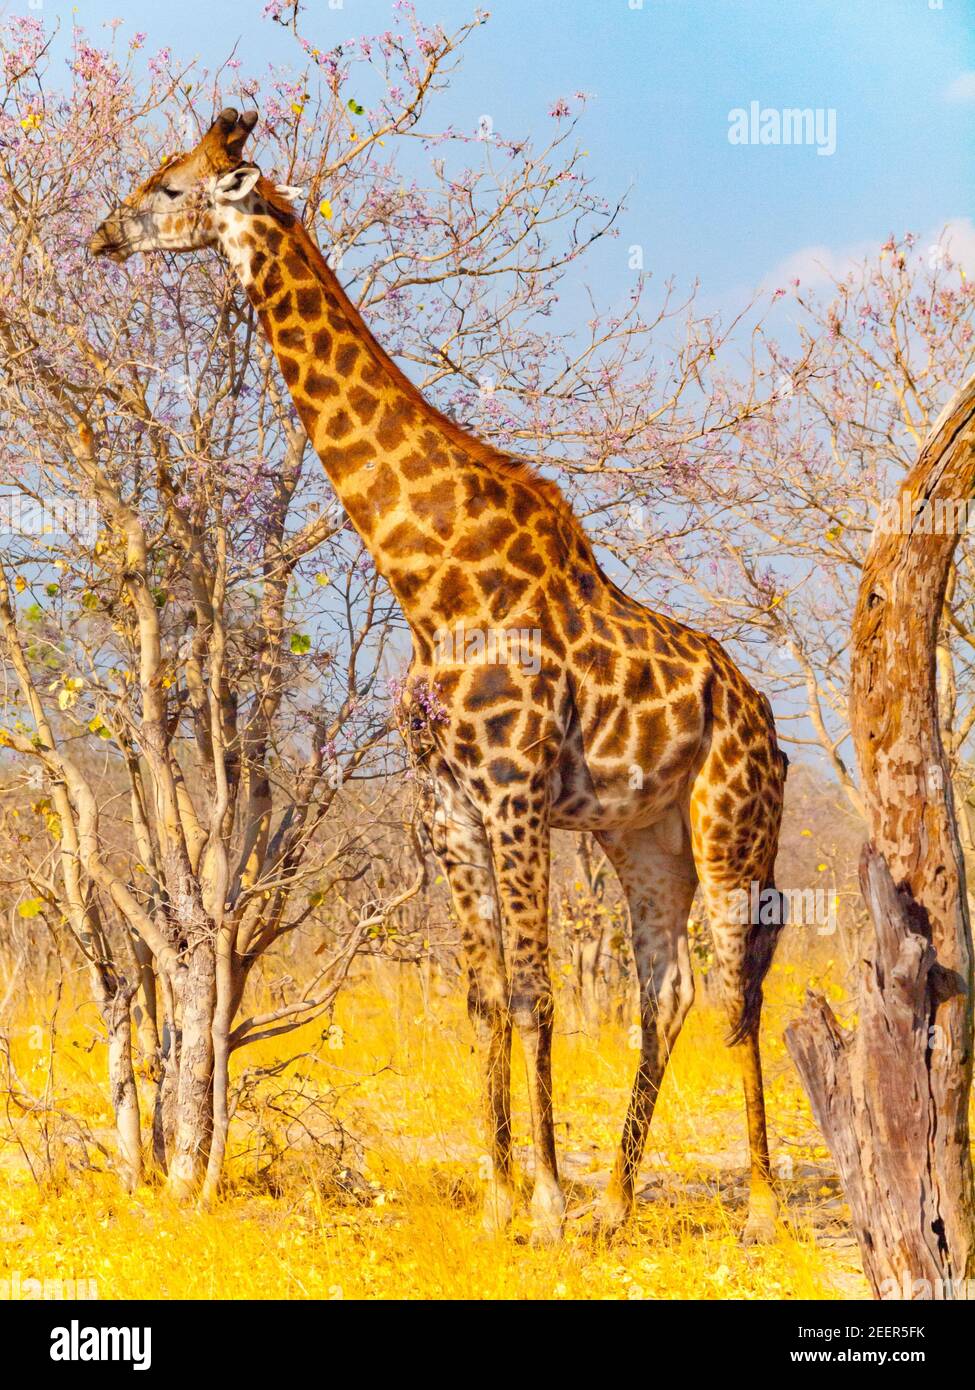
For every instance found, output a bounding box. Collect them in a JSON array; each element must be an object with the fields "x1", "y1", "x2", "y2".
[{"x1": 89, "y1": 107, "x2": 261, "y2": 262}]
